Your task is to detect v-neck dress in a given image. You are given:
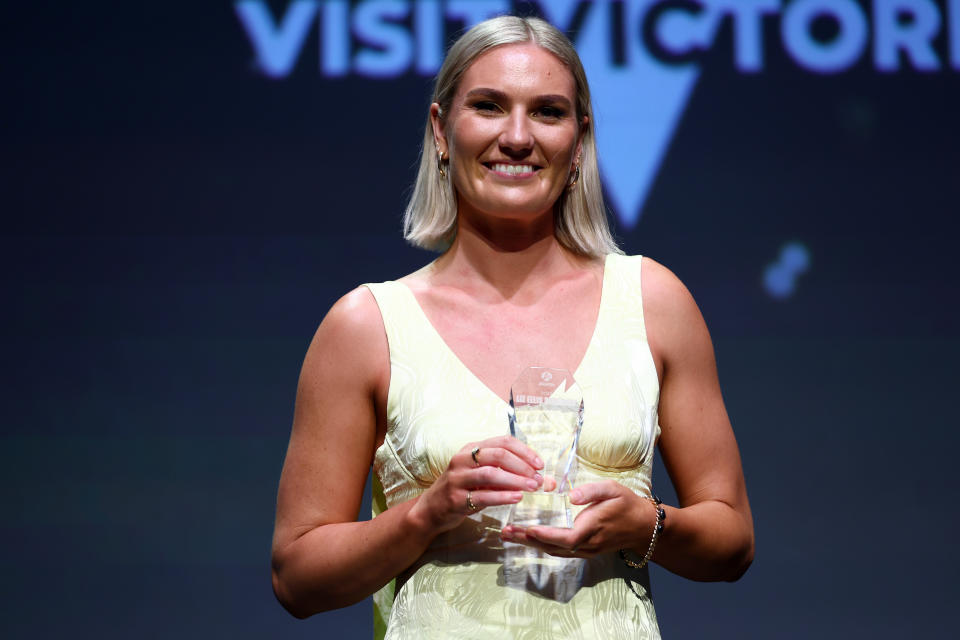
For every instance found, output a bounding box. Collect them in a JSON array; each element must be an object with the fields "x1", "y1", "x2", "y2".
[{"x1": 364, "y1": 254, "x2": 662, "y2": 639}]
